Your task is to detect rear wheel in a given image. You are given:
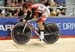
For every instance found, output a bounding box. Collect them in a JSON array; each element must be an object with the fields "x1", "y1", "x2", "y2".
[
  {"x1": 11, "y1": 22, "x2": 31, "y2": 44},
  {"x1": 43, "y1": 23, "x2": 60, "y2": 44}
]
